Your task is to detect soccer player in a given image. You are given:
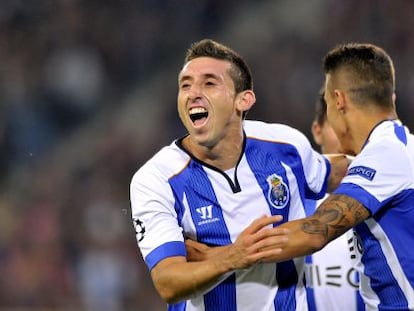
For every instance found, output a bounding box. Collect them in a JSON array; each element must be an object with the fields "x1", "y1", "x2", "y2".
[
  {"x1": 304, "y1": 89, "x2": 365, "y2": 311},
  {"x1": 130, "y1": 39, "x2": 349, "y2": 310},
  {"x1": 251, "y1": 43, "x2": 414, "y2": 310}
]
